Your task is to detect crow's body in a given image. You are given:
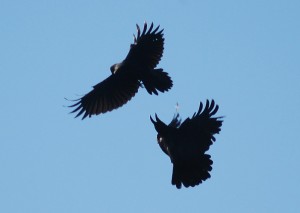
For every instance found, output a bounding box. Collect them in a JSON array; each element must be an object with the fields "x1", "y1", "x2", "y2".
[
  {"x1": 150, "y1": 100, "x2": 223, "y2": 189},
  {"x1": 69, "y1": 22, "x2": 172, "y2": 119}
]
